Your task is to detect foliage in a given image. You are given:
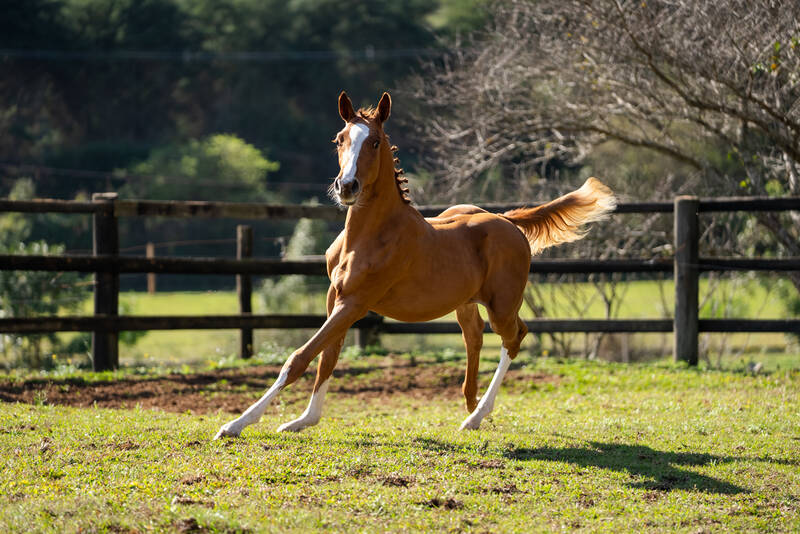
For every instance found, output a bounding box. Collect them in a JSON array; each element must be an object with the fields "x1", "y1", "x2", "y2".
[
  {"x1": 0, "y1": 0, "x2": 456, "y2": 203},
  {"x1": 0, "y1": 357, "x2": 798, "y2": 532},
  {"x1": 426, "y1": 0, "x2": 490, "y2": 36},
  {"x1": 260, "y1": 216, "x2": 332, "y2": 315},
  {"x1": 118, "y1": 133, "x2": 279, "y2": 202},
  {"x1": 0, "y1": 178, "x2": 35, "y2": 244},
  {"x1": 0, "y1": 179, "x2": 88, "y2": 368},
  {"x1": 112, "y1": 134, "x2": 283, "y2": 291},
  {"x1": 0, "y1": 240, "x2": 87, "y2": 369},
  {"x1": 0, "y1": 0, "x2": 483, "y2": 273}
]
